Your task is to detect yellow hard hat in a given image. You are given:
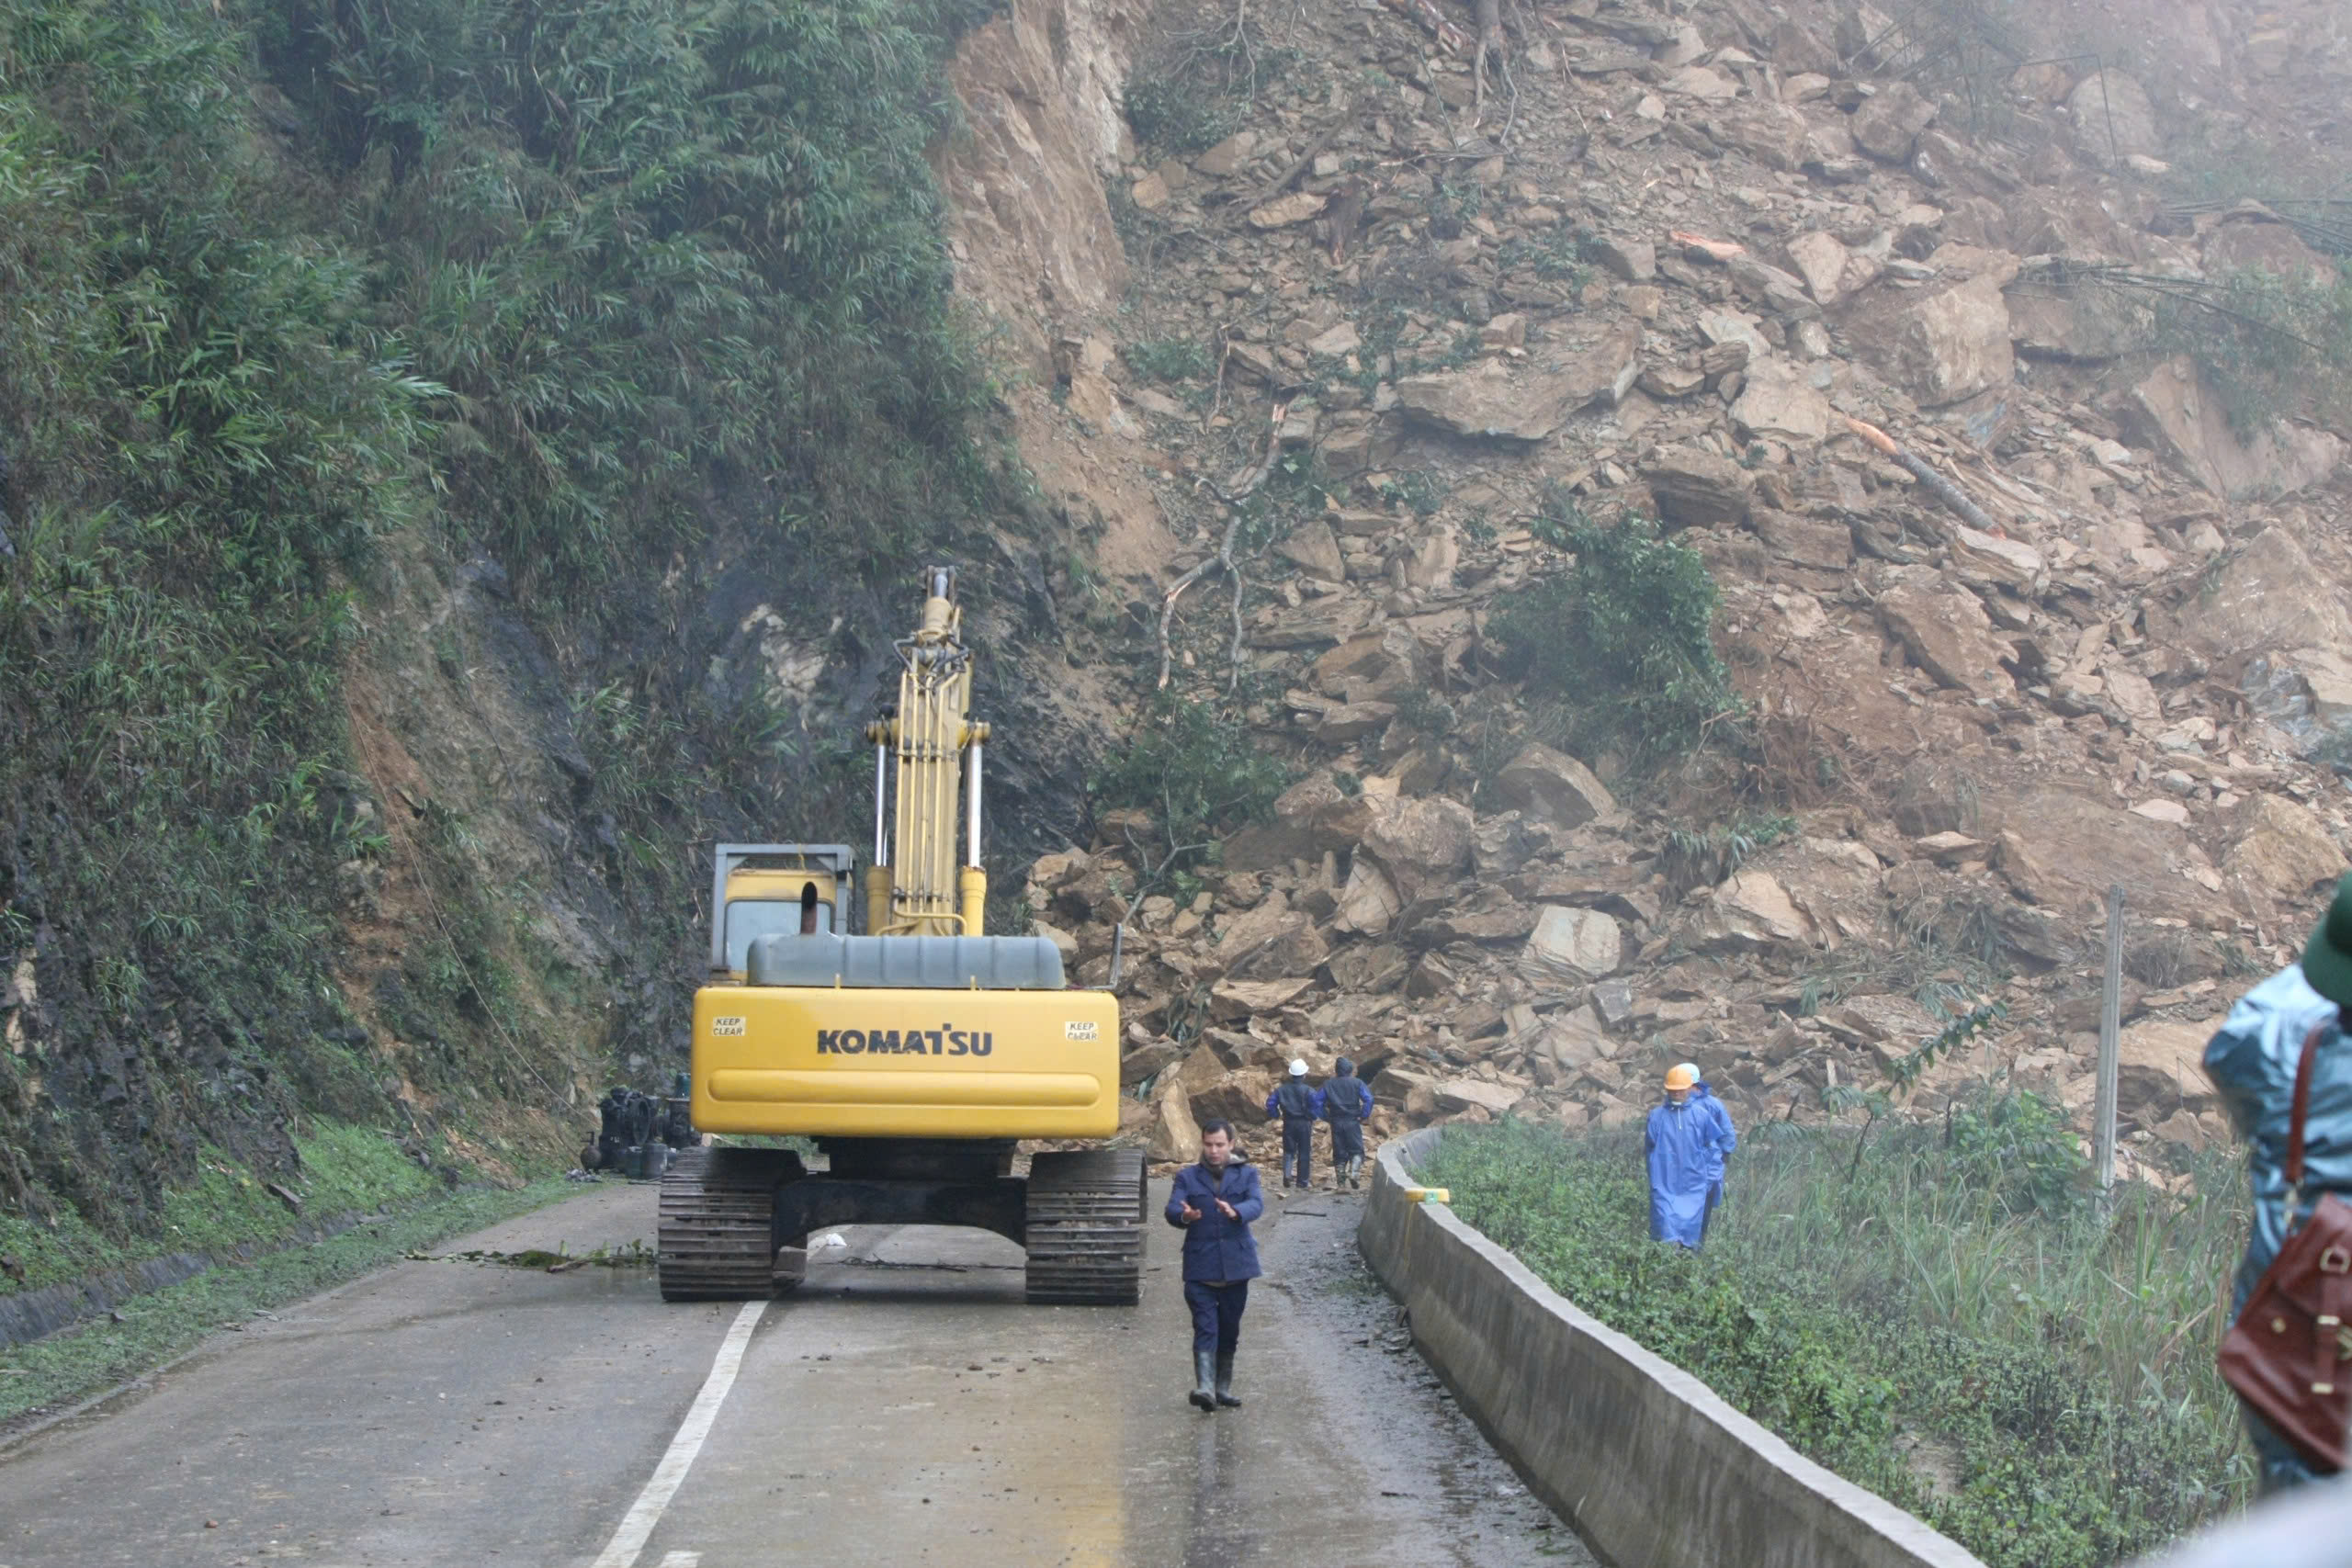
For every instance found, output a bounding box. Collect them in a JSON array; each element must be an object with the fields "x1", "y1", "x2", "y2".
[{"x1": 1664, "y1": 1065, "x2": 1698, "y2": 1091}]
